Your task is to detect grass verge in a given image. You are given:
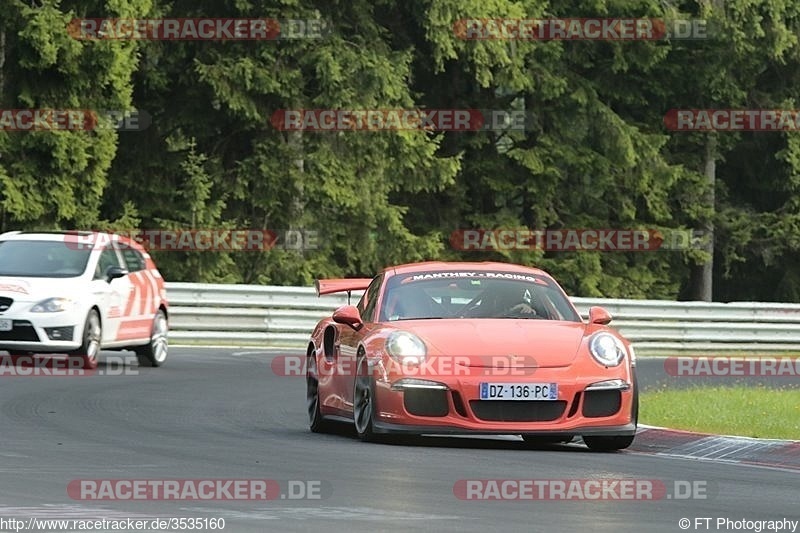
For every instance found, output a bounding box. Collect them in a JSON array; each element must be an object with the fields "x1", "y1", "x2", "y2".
[{"x1": 640, "y1": 386, "x2": 800, "y2": 440}]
